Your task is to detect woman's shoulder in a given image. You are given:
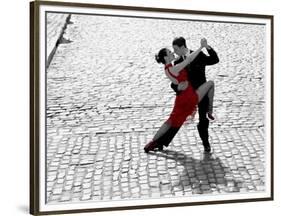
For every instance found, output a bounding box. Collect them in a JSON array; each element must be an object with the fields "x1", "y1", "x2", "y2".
[{"x1": 164, "y1": 63, "x2": 173, "y2": 69}]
